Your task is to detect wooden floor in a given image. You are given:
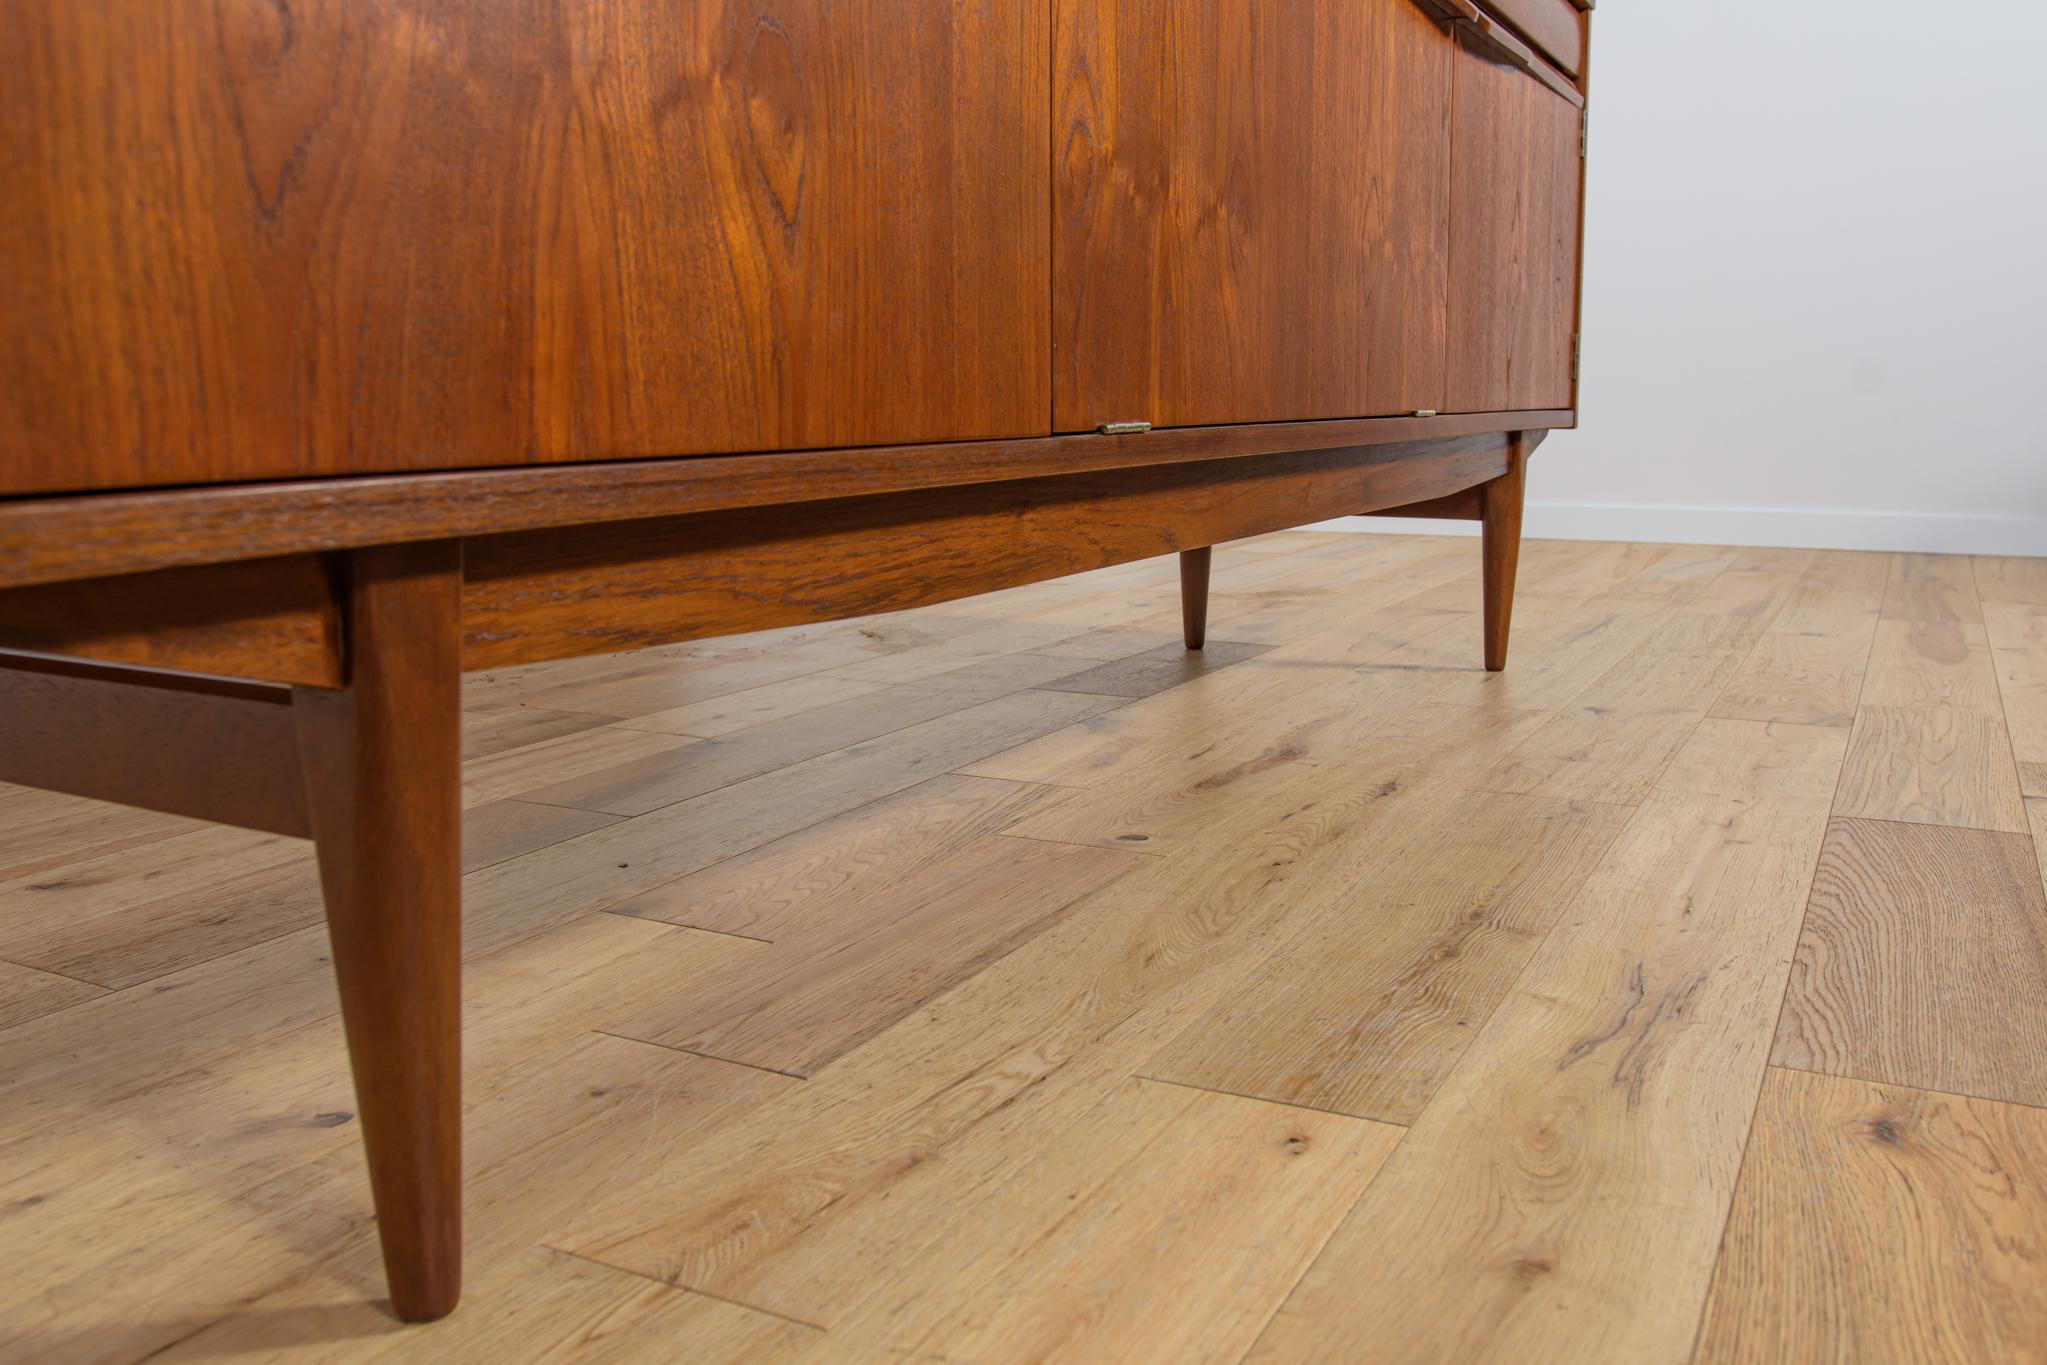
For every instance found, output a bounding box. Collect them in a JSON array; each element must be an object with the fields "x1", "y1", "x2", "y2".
[{"x1": 4, "y1": 532, "x2": 2046, "y2": 1363}]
